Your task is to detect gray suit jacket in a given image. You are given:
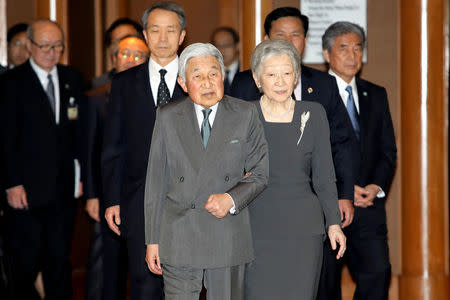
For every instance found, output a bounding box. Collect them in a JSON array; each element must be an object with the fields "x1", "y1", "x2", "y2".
[{"x1": 144, "y1": 95, "x2": 269, "y2": 268}]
